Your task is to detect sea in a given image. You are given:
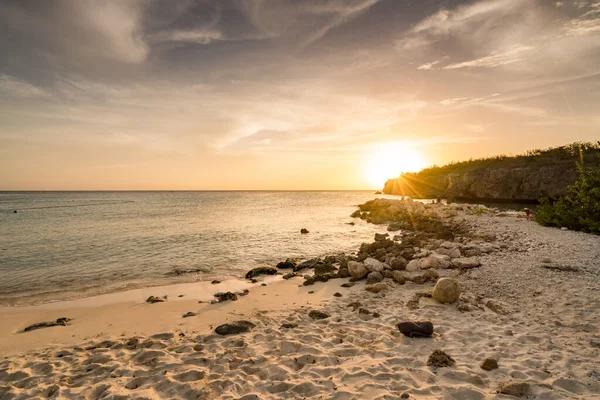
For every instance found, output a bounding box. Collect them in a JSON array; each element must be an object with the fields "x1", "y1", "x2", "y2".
[{"x1": 0, "y1": 191, "x2": 397, "y2": 306}]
